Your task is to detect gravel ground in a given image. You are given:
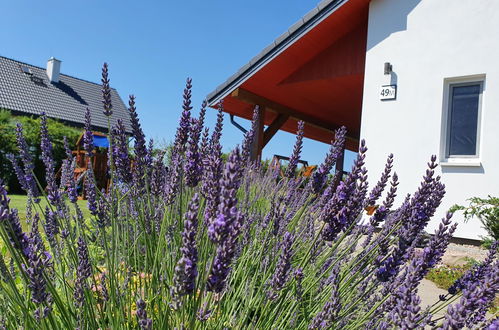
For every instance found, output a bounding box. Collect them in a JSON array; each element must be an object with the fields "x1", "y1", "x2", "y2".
[{"x1": 441, "y1": 242, "x2": 489, "y2": 266}]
